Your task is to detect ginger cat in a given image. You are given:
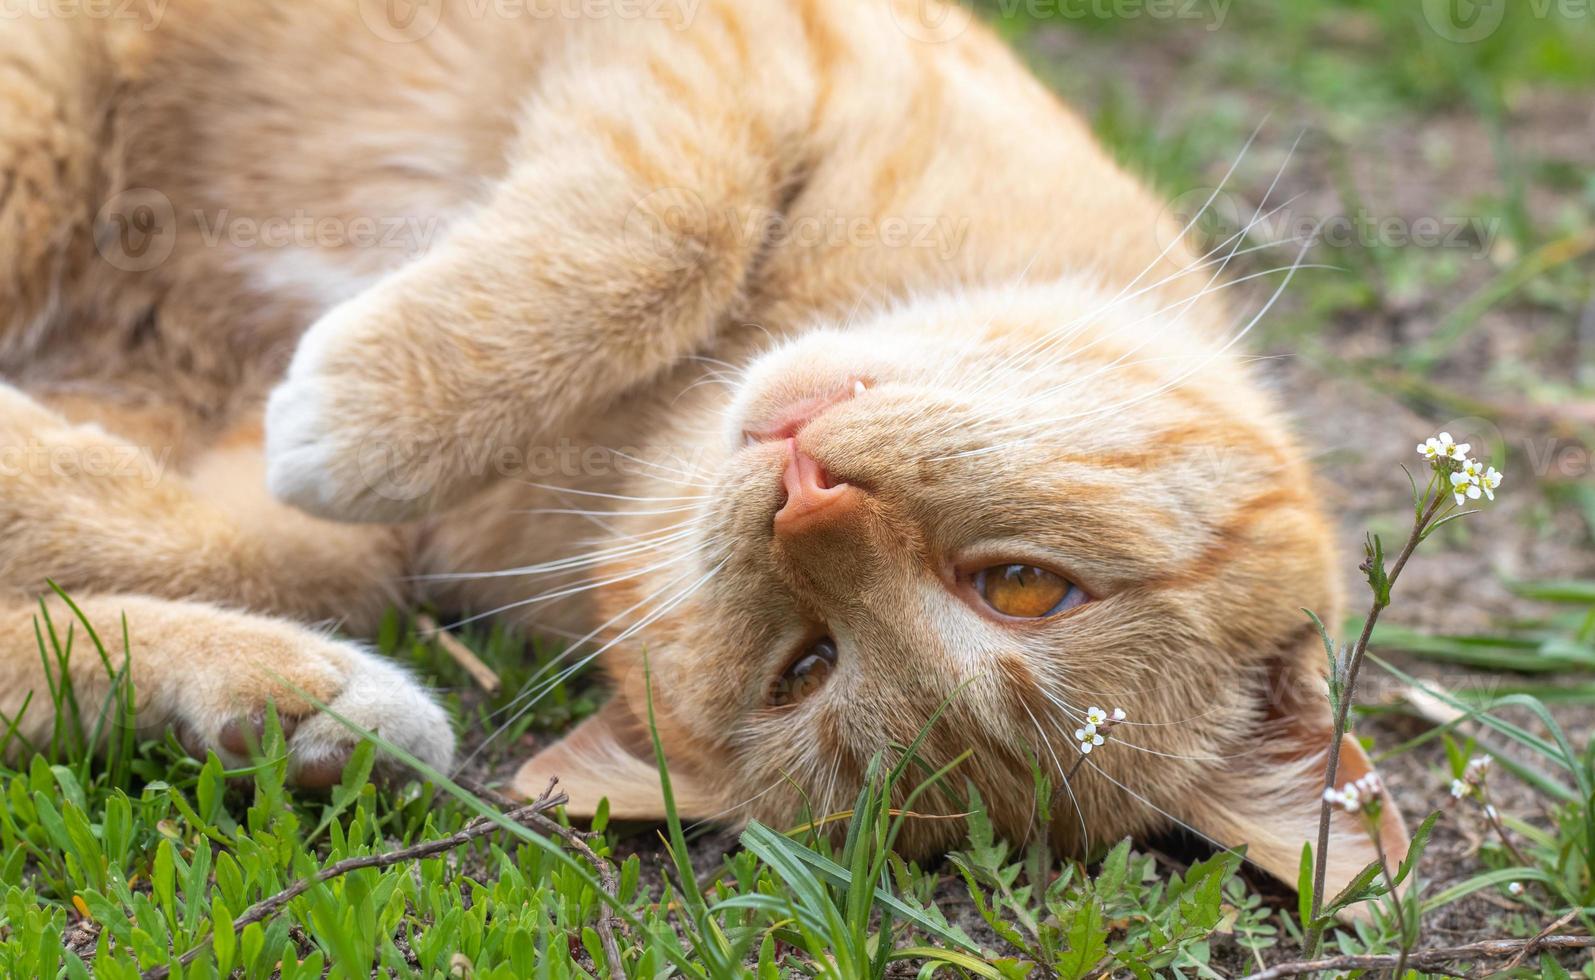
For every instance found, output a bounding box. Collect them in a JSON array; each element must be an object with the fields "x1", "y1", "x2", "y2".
[{"x1": 0, "y1": 0, "x2": 1405, "y2": 894}]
